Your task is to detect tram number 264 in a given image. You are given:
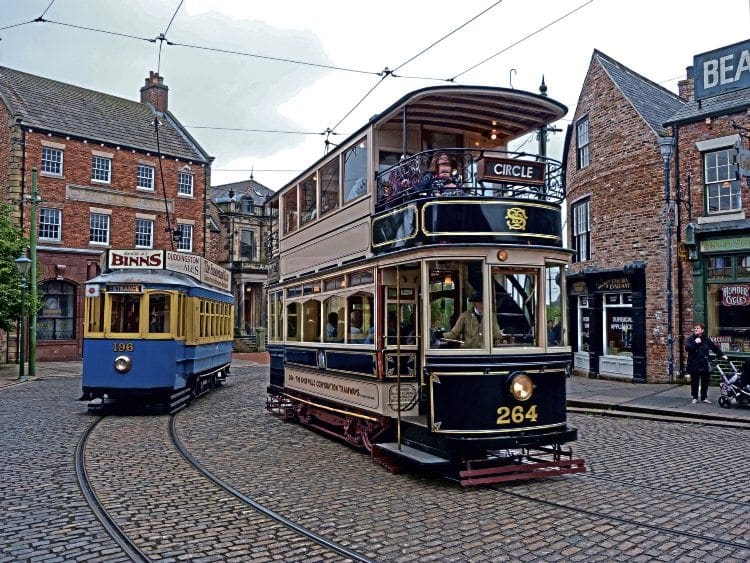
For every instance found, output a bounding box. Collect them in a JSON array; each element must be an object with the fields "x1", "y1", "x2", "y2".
[
  {"x1": 496, "y1": 404, "x2": 538, "y2": 425},
  {"x1": 112, "y1": 343, "x2": 135, "y2": 352}
]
